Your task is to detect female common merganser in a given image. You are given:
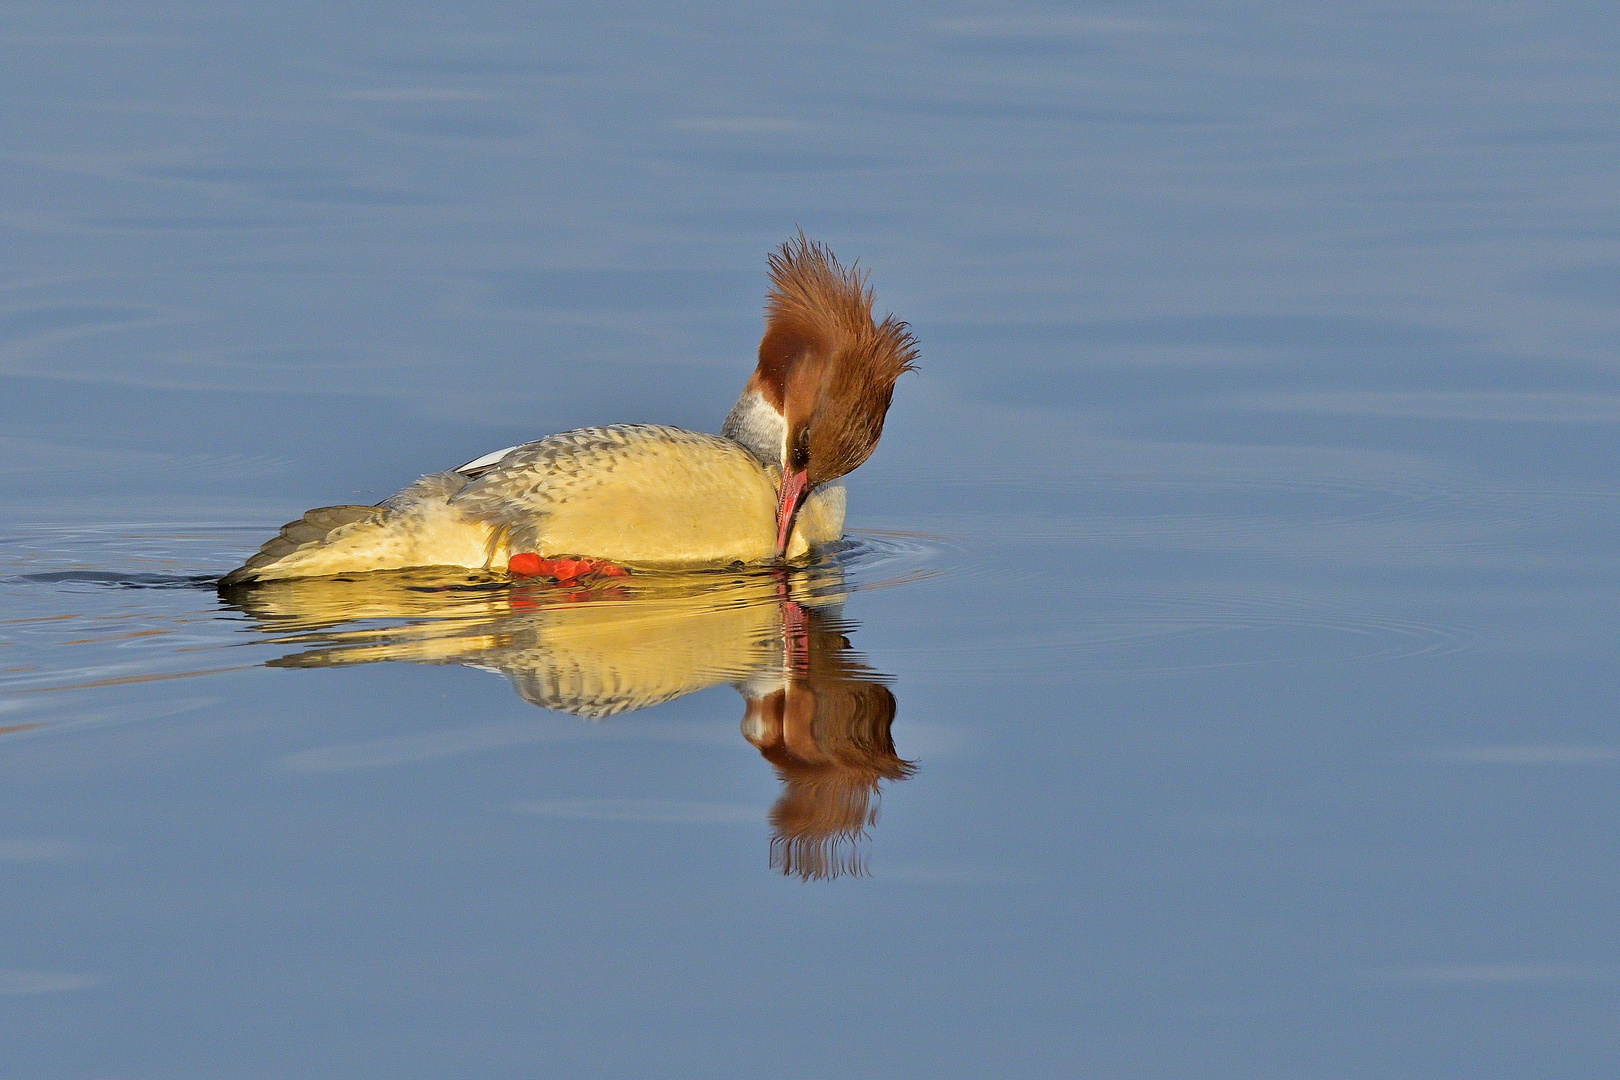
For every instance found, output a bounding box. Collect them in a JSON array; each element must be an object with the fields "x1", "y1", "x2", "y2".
[{"x1": 220, "y1": 236, "x2": 917, "y2": 586}]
